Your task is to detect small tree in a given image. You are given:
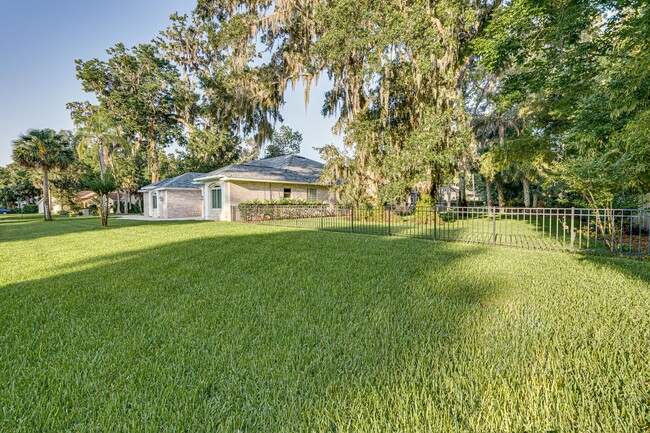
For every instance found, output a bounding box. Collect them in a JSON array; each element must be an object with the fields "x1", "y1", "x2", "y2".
[
  {"x1": 83, "y1": 171, "x2": 117, "y2": 227},
  {"x1": 12, "y1": 129, "x2": 74, "y2": 221},
  {"x1": 265, "y1": 126, "x2": 302, "y2": 158}
]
